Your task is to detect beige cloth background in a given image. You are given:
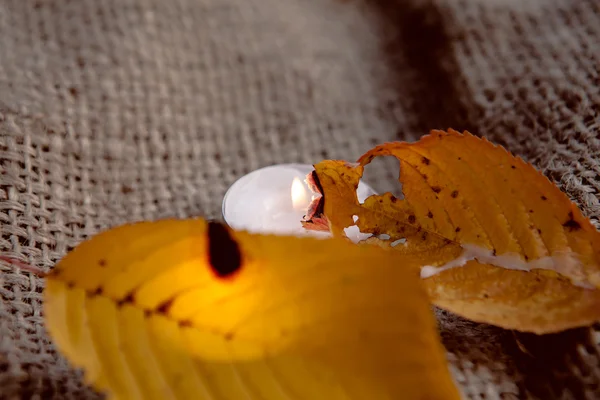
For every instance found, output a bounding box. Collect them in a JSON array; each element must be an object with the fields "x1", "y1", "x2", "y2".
[{"x1": 1, "y1": 0, "x2": 599, "y2": 398}]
